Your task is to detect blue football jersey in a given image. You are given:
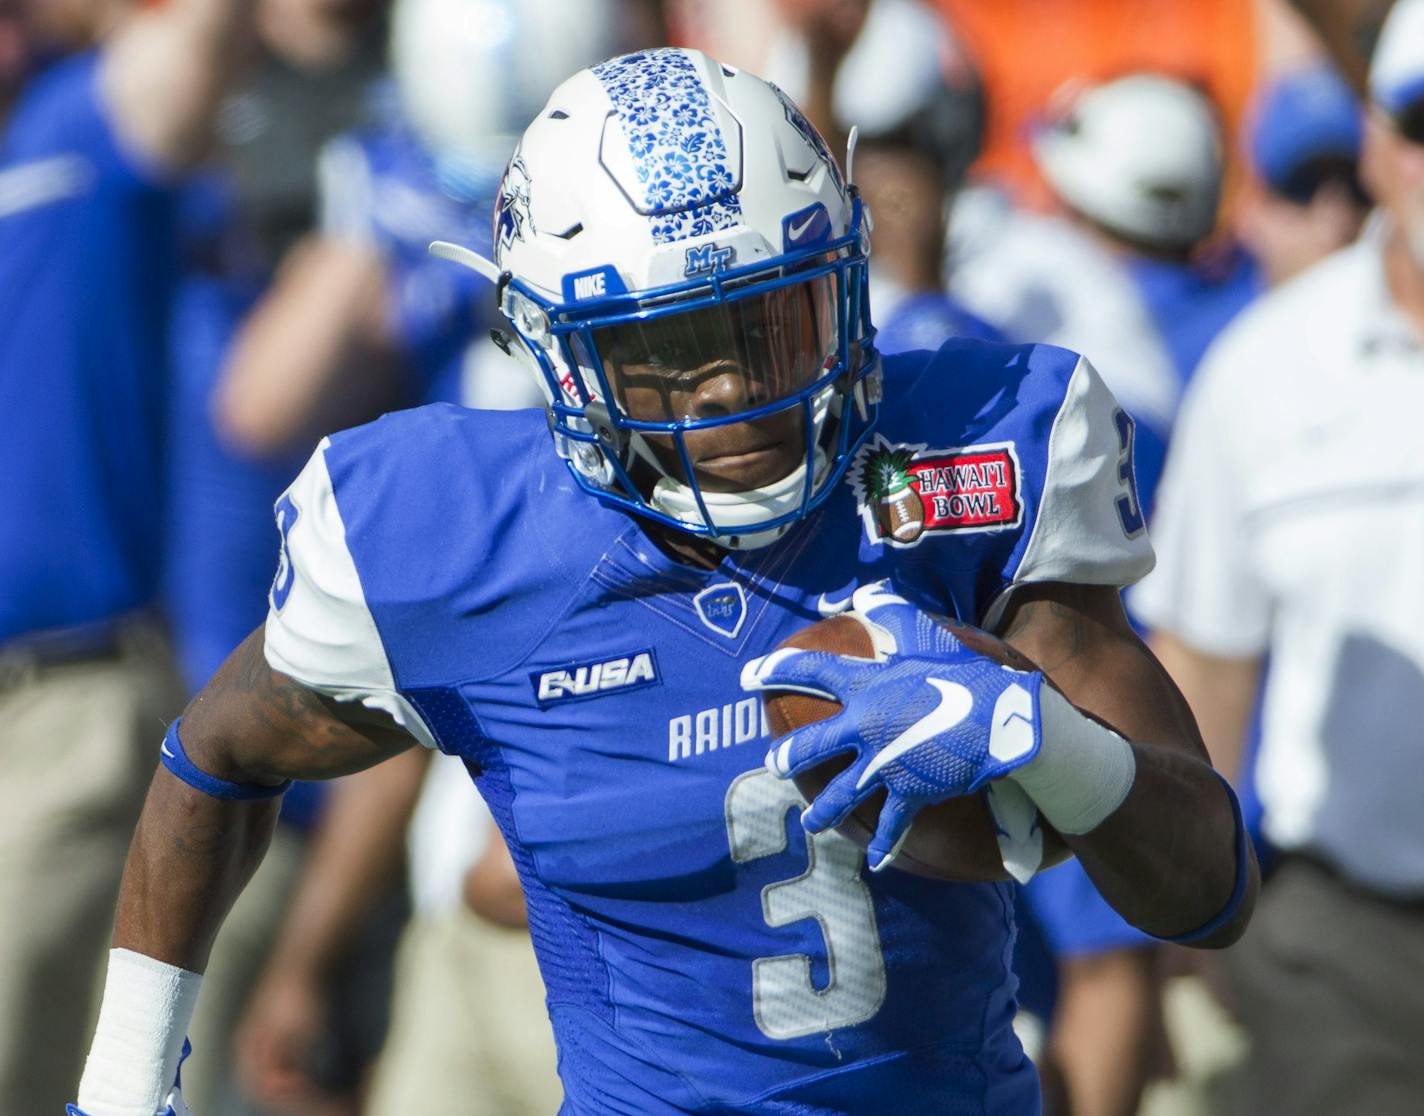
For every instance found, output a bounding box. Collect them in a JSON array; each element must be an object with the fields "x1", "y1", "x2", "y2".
[
  {"x1": 265, "y1": 339, "x2": 1153, "y2": 1114},
  {"x1": 875, "y1": 291, "x2": 1006, "y2": 356},
  {"x1": 0, "y1": 53, "x2": 176, "y2": 639}
]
